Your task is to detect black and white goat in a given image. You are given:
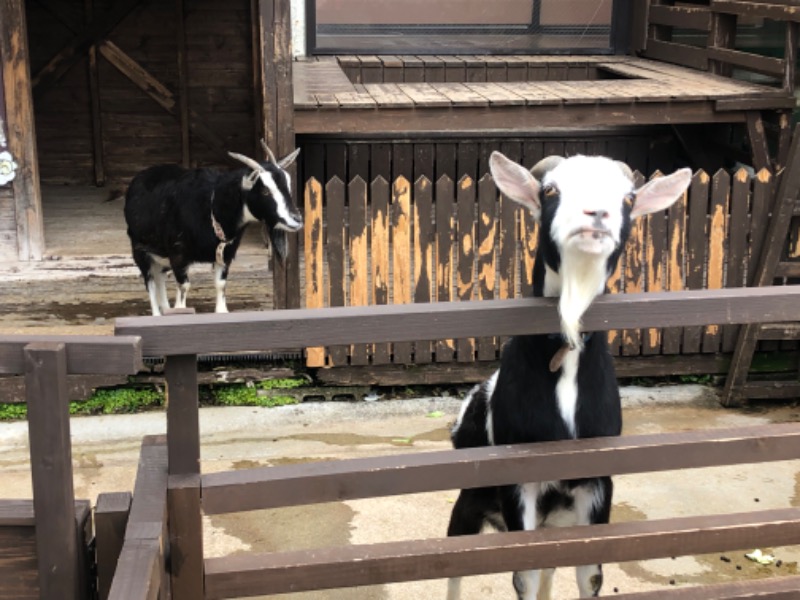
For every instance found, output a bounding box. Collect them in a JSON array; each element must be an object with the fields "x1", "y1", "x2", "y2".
[
  {"x1": 124, "y1": 143, "x2": 301, "y2": 316},
  {"x1": 447, "y1": 153, "x2": 691, "y2": 599}
]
